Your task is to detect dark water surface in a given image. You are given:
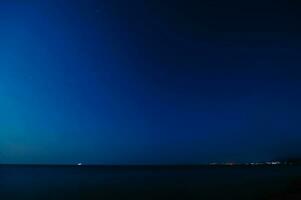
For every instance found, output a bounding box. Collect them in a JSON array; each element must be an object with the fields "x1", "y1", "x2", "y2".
[{"x1": 0, "y1": 165, "x2": 300, "y2": 200}]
